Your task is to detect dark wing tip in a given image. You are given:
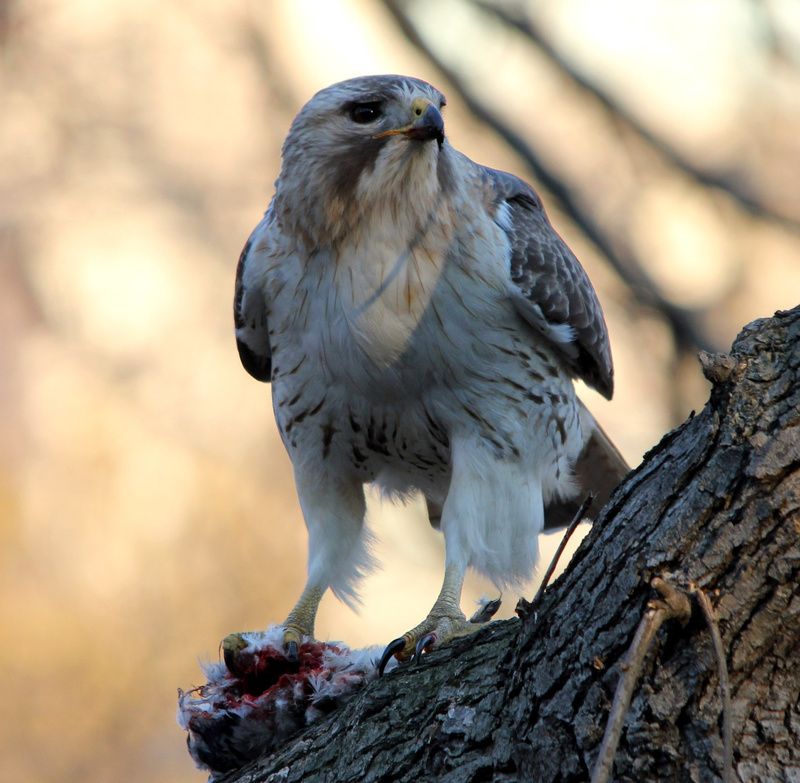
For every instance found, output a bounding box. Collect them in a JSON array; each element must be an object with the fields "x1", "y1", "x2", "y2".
[
  {"x1": 236, "y1": 337, "x2": 272, "y2": 382},
  {"x1": 597, "y1": 375, "x2": 614, "y2": 400},
  {"x1": 578, "y1": 345, "x2": 614, "y2": 399},
  {"x1": 233, "y1": 221, "x2": 273, "y2": 383}
]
